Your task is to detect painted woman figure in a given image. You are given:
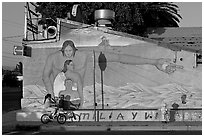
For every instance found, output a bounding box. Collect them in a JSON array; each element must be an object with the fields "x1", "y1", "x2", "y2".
[{"x1": 54, "y1": 59, "x2": 80, "y2": 103}]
